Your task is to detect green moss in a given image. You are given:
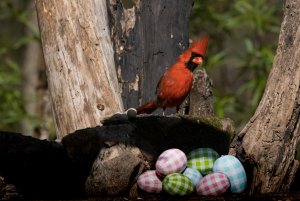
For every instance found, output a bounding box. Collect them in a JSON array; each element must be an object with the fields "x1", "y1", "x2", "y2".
[
  {"x1": 179, "y1": 115, "x2": 235, "y2": 139},
  {"x1": 131, "y1": 114, "x2": 235, "y2": 156}
]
